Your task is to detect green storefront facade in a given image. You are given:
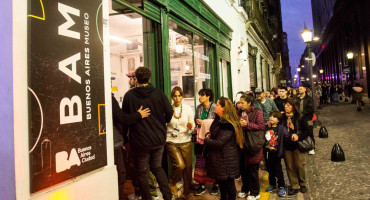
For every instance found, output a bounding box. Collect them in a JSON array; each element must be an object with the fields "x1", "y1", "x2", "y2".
[{"x1": 111, "y1": 0, "x2": 233, "y2": 102}]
